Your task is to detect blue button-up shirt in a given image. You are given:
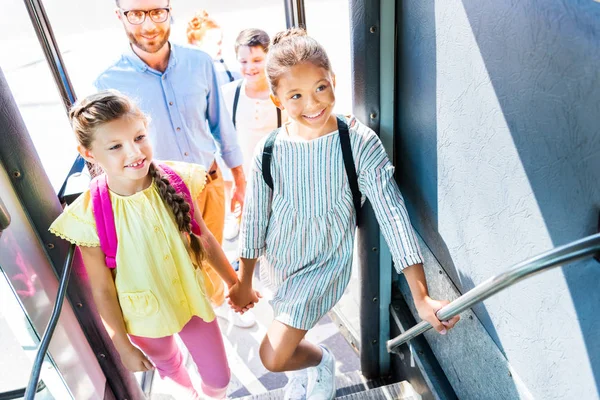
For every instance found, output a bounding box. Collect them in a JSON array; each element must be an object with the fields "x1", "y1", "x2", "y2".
[{"x1": 94, "y1": 43, "x2": 242, "y2": 170}]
